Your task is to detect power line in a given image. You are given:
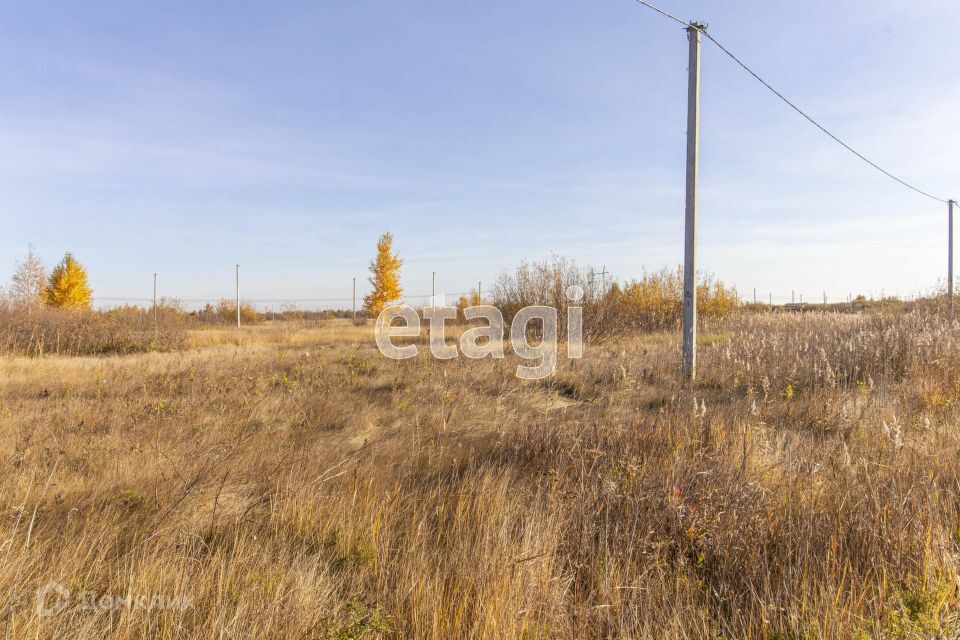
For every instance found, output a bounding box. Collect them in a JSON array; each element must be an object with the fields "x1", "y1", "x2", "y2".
[
  {"x1": 630, "y1": 0, "x2": 688, "y2": 28},
  {"x1": 701, "y1": 32, "x2": 949, "y2": 204},
  {"x1": 629, "y1": 0, "x2": 952, "y2": 204},
  {"x1": 93, "y1": 291, "x2": 480, "y2": 304}
]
